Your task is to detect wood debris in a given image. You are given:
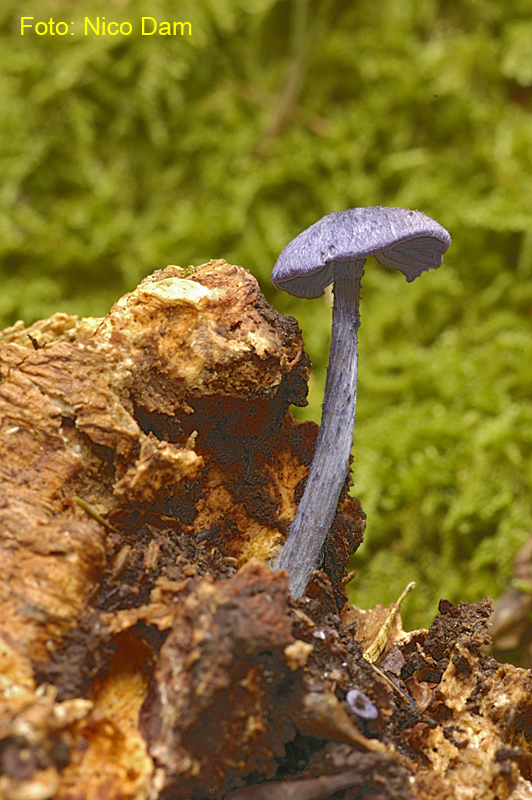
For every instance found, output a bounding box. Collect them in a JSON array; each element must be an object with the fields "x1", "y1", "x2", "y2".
[{"x1": 0, "y1": 261, "x2": 531, "y2": 799}]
